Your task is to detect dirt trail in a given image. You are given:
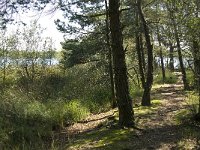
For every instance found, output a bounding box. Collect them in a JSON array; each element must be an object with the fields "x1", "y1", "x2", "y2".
[
  {"x1": 65, "y1": 72, "x2": 185, "y2": 135},
  {"x1": 57, "y1": 72, "x2": 200, "y2": 149}
]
